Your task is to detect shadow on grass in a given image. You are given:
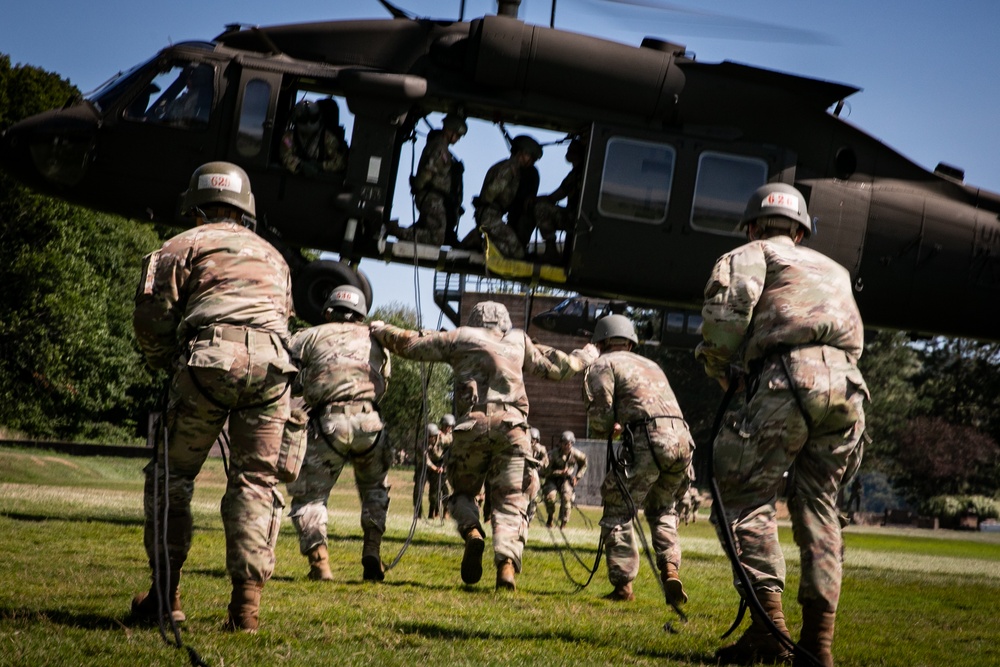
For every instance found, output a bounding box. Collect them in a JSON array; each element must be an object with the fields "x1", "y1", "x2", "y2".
[
  {"x1": 0, "y1": 606, "x2": 127, "y2": 632},
  {"x1": 1, "y1": 511, "x2": 144, "y2": 527}
]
